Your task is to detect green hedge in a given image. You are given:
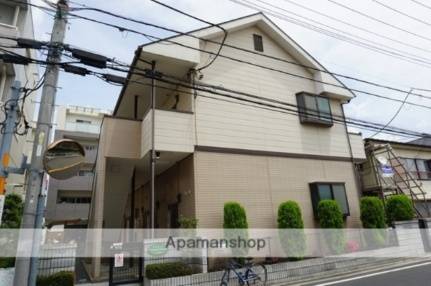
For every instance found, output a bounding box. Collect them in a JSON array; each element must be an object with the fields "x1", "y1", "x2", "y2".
[
  {"x1": 223, "y1": 202, "x2": 248, "y2": 260},
  {"x1": 360, "y1": 197, "x2": 386, "y2": 228},
  {"x1": 36, "y1": 271, "x2": 74, "y2": 286},
  {"x1": 145, "y1": 262, "x2": 193, "y2": 279},
  {"x1": 1, "y1": 193, "x2": 23, "y2": 228},
  {"x1": 277, "y1": 201, "x2": 306, "y2": 258},
  {"x1": 223, "y1": 202, "x2": 248, "y2": 229},
  {"x1": 317, "y1": 200, "x2": 344, "y2": 228},
  {"x1": 317, "y1": 200, "x2": 345, "y2": 254},
  {"x1": 0, "y1": 257, "x2": 14, "y2": 268},
  {"x1": 386, "y1": 195, "x2": 415, "y2": 224}
]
